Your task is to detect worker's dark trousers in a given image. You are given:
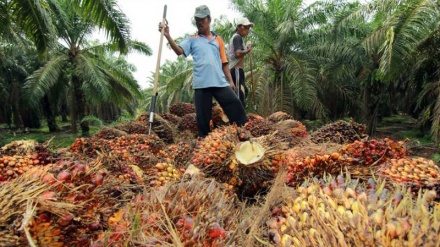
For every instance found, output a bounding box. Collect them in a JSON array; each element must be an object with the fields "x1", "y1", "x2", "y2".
[
  {"x1": 230, "y1": 68, "x2": 248, "y2": 108},
  {"x1": 194, "y1": 87, "x2": 248, "y2": 138}
]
